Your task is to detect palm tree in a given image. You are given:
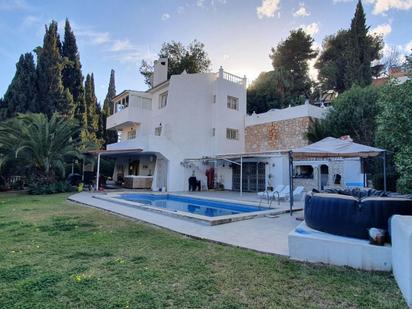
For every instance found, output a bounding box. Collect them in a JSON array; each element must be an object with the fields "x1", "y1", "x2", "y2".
[{"x1": 0, "y1": 113, "x2": 81, "y2": 183}]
